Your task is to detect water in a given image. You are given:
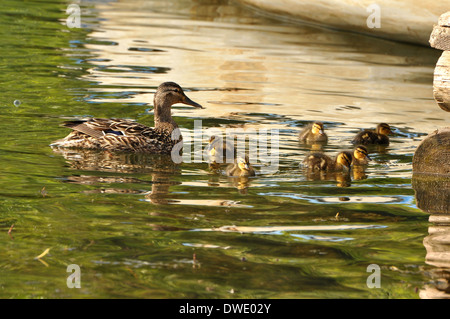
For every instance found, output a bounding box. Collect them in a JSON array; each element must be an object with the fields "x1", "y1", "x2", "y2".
[{"x1": 0, "y1": 0, "x2": 448, "y2": 299}]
